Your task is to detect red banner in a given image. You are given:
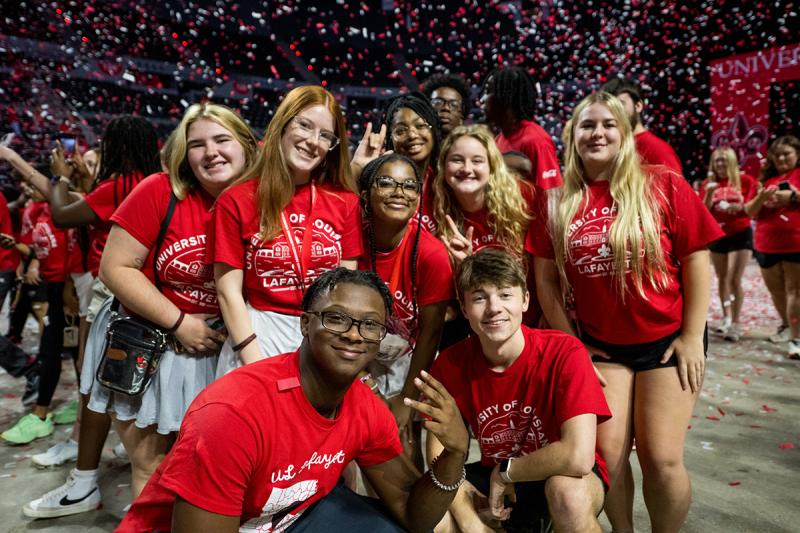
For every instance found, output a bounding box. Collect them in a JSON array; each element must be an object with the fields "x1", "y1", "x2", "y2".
[{"x1": 710, "y1": 43, "x2": 800, "y2": 177}]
